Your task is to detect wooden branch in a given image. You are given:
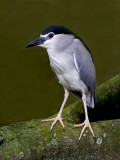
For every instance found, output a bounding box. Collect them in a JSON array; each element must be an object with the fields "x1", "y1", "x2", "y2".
[{"x1": 0, "y1": 73, "x2": 120, "y2": 160}]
